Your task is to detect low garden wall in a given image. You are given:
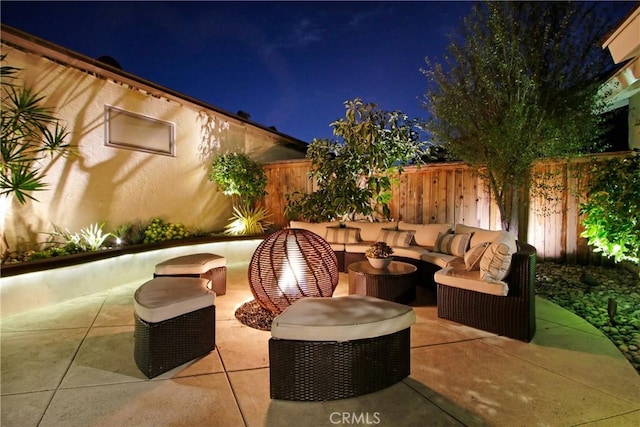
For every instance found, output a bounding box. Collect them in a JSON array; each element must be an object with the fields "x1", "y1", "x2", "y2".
[{"x1": 0, "y1": 237, "x2": 262, "y2": 317}]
